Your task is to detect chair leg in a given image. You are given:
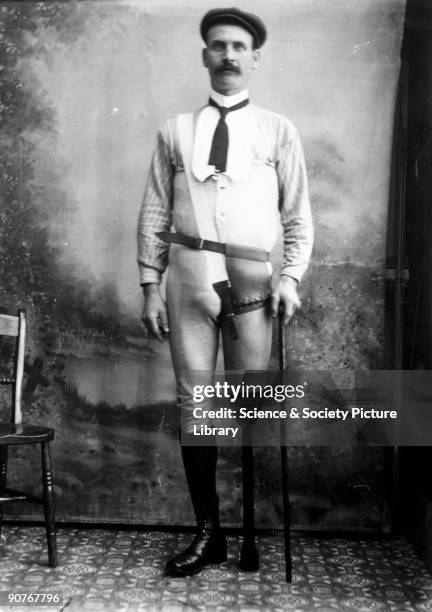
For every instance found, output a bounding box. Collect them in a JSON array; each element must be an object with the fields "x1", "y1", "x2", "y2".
[
  {"x1": 41, "y1": 442, "x2": 57, "y2": 567},
  {"x1": 0, "y1": 447, "x2": 7, "y2": 541}
]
